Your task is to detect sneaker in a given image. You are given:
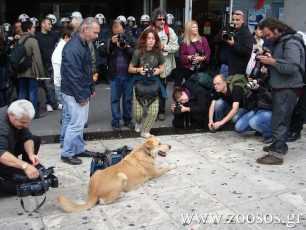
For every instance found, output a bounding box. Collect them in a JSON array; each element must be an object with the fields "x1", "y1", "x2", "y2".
[
  {"x1": 61, "y1": 156, "x2": 82, "y2": 165},
  {"x1": 112, "y1": 123, "x2": 121, "y2": 132},
  {"x1": 140, "y1": 132, "x2": 151, "y2": 138},
  {"x1": 158, "y1": 113, "x2": 165, "y2": 121},
  {"x1": 124, "y1": 120, "x2": 135, "y2": 129},
  {"x1": 57, "y1": 104, "x2": 63, "y2": 110},
  {"x1": 135, "y1": 122, "x2": 142, "y2": 133},
  {"x1": 46, "y1": 104, "x2": 53, "y2": 112},
  {"x1": 256, "y1": 154, "x2": 283, "y2": 165},
  {"x1": 287, "y1": 132, "x2": 301, "y2": 142}
]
